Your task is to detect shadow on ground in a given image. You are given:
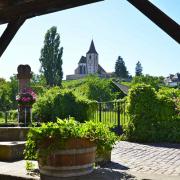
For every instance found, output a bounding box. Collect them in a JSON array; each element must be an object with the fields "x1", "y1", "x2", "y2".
[
  {"x1": 40, "y1": 168, "x2": 136, "y2": 180},
  {"x1": 147, "y1": 143, "x2": 180, "y2": 149},
  {"x1": 101, "y1": 161, "x2": 129, "y2": 170}
]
